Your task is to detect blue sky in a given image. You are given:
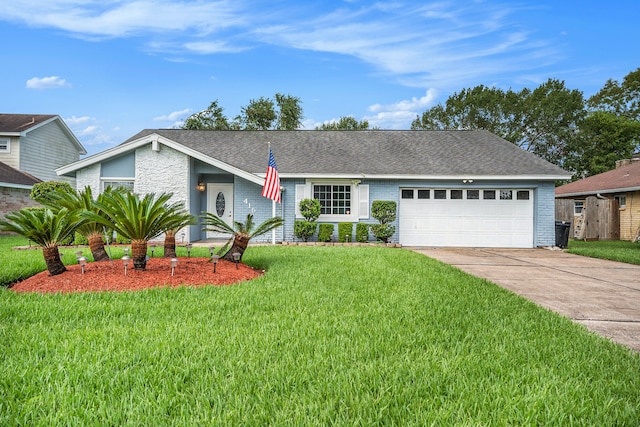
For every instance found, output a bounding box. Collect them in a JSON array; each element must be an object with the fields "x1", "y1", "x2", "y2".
[{"x1": 2, "y1": 1, "x2": 638, "y2": 156}]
